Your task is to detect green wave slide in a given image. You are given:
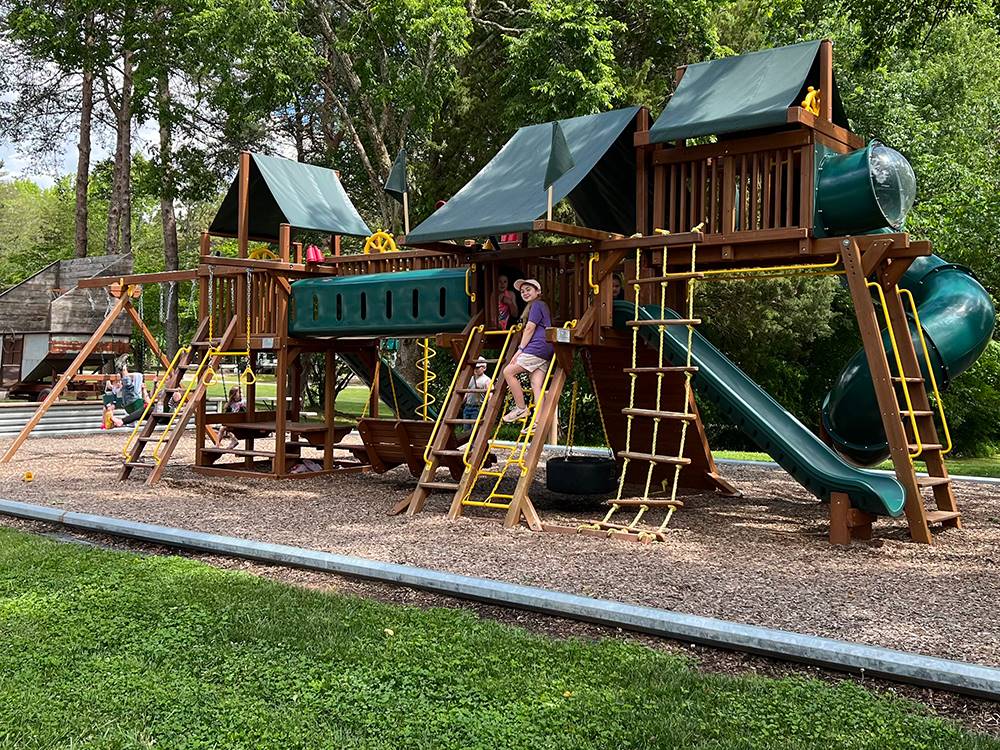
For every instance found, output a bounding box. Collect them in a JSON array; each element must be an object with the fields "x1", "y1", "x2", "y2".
[{"x1": 614, "y1": 301, "x2": 907, "y2": 517}]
